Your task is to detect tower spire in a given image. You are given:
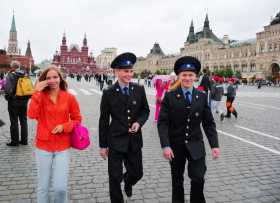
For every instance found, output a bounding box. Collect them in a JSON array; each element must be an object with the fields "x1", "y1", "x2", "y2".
[
  {"x1": 62, "y1": 32, "x2": 66, "y2": 45},
  {"x1": 187, "y1": 20, "x2": 195, "y2": 43},
  {"x1": 190, "y1": 20, "x2": 194, "y2": 32},
  {"x1": 7, "y1": 11, "x2": 19, "y2": 55},
  {"x1": 83, "y1": 32, "x2": 87, "y2": 46},
  {"x1": 203, "y1": 13, "x2": 210, "y2": 38},
  {"x1": 25, "y1": 40, "x2": 32, "y2": 57},
  {"x1": 204, "y1": 13, "x2": 209, "y2": 29},
  {"x1": 10, "y1": 12, "x2": 17, "y2": 32}
]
